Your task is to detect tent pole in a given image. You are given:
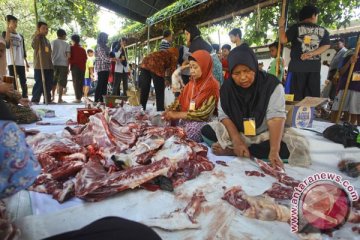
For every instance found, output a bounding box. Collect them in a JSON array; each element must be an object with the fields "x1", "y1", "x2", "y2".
[
  {"x1": 147, "y1": 24, "x2": 150, "y2": 54},
  {"x1": 276, "y1": 0, "x2": 290, "y2": 78},
  {"x1": 34, "y1": 0, "x2": 39, "y2": 23},
  {"x1": 218, "y1": 29, "x2": 221, "y2": 49}
]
